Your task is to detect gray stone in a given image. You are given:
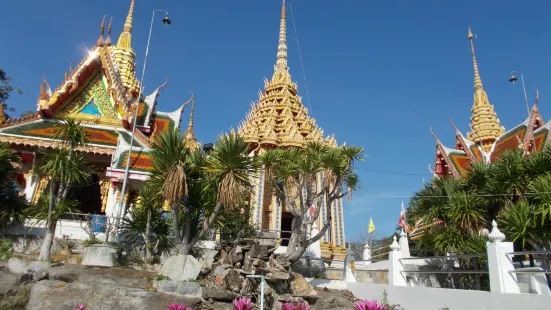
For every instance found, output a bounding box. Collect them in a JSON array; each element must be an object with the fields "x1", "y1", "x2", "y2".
[
  {"x1": 0, "y1": 271, "x2": 18, "y2": 295},
  {"x1": 158, "y1": 255, "x2": 202, "y2": 281},
  {"x1": 222, "y1": 268, "x2": 243, "y2": 292},
  {"x1": 247, "y1": 244, "x2": 268, "y2": 258},
  {"x1": 26, "y1": 279, "x2": 201, "y2": 310},
  {"x1": 81, "y1": 244, "x2": 118, "y2": 267},
  {"x1": 196, "y1": 249, "x2": 219, "y2": 270},
  {"x1": 7, "y1": 256, "x2": 49, "y2": 275},
  {"x1": 202, "y1": 288, "x2": 237, "y2": 301},
  {"x1": 153, "y1": 280, "x2": 202, "y2": 298}
]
